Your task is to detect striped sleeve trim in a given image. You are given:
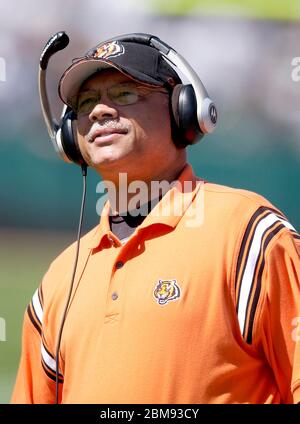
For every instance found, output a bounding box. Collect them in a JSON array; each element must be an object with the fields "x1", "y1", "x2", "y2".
[
  {"x1": 31, "y1": 288, "x2": 43, "y2": 326},
  {"x1": 26, "y1": 287, "x2": 64, "y2": 383},
  {"x1": 26, "y1": 286, "x2": 44, "y2": 335},
  {"x1": 41, "y1": 361, "x2": 64, "y2": 384},
  {"x1": 38, "y1": 284, "x2": 44, "y2": 306},
  {"x1": 291, "y1": 230, "x2": 300, "y2": 240},
  {"x1": 26, "y1": 304, "x2": 42, "y2": 336},
  {"x1": 41, "y1": 338, "x2": 64, "y2": 382},
  {"x1": 235, "y1": 207, "x2": 298, "y2": 343}
]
